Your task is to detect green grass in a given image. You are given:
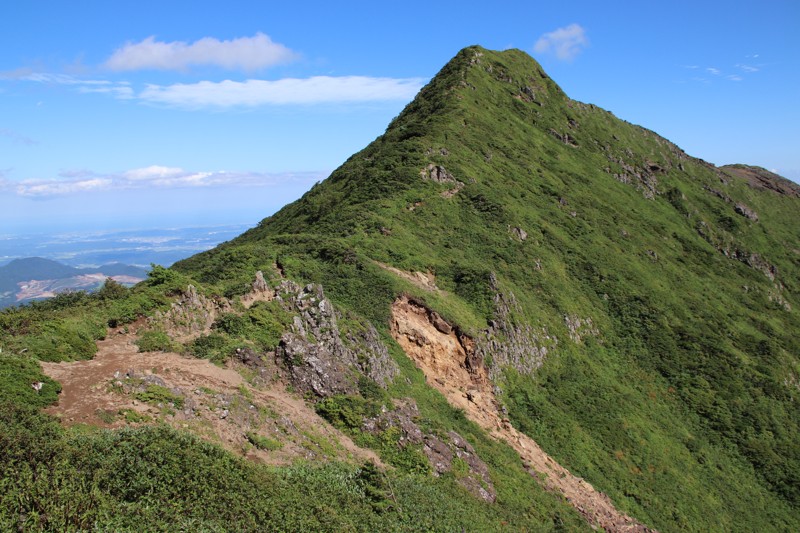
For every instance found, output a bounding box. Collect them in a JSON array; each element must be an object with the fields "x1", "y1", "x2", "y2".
[
  {"x1": 173, "y1": 46, "x2": 800, "y2": 530},
  {"x1": 2, "y1": 46, "x2": 799, "y2": 531}
]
